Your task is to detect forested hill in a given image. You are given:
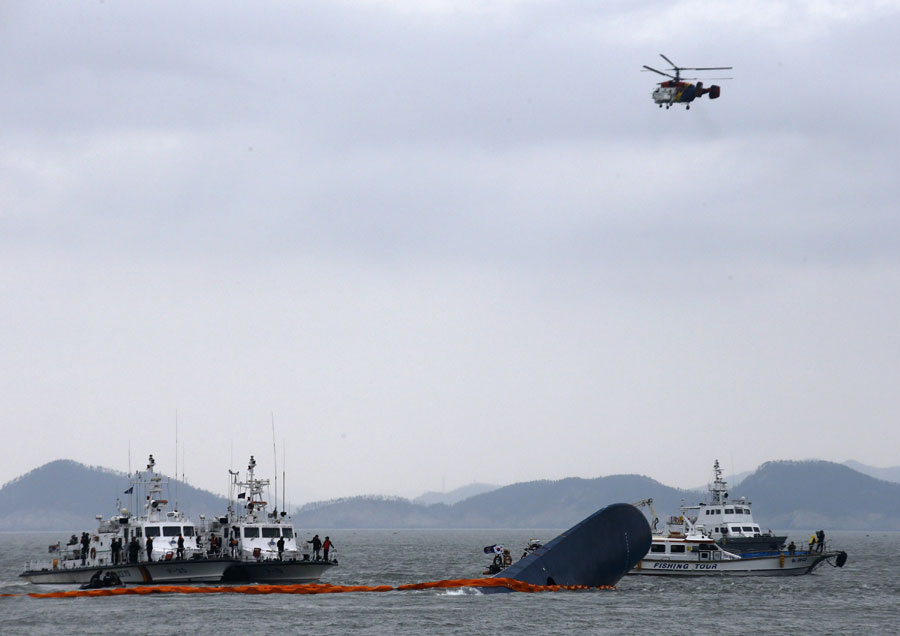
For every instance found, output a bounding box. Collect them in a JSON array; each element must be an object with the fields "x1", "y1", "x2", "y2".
[
  {"x1": 294, "y1": 460, "x2": 900, "y2": 530},
  {"x1": 0, "y1": 459, "x2": 228, "y2": 531},
  {"x1": 294, "y1": 474, "x2": 695, "y2": 529},
  {"x1": 729, "y1": 460, "x2": 900, "y2": 530},
  {"x1": 4, "y1": 458, "x2": 899, "y2": 531}
]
